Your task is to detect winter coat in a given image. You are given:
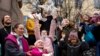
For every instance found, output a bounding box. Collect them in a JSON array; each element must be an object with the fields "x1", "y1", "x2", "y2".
[
  {"x1": 5, "y1": 34, "x2": 29, "y2": 56},
  {"x1": 0, "y1": 26, "x2": 12, "y2": 56},
  {"x1": 31, "y1": 47, "x2": 47, "y2": 56},
  {"x1": 34, "y1": 19, "x2": 57, "y2": 56},
  {"x1": 59, "y1": 40, "x2": 89, "y2": 56},
  {"x1": 92, "y1": 25, "x2": 100, "y2": 43}
]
